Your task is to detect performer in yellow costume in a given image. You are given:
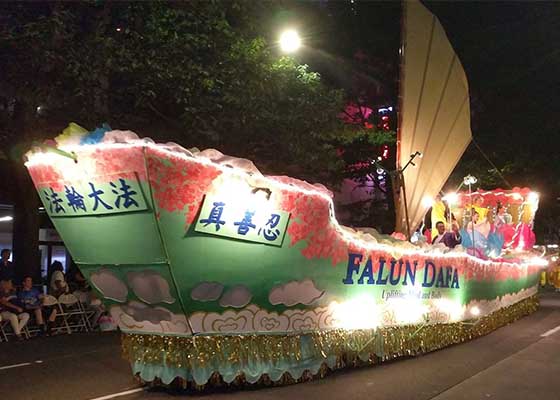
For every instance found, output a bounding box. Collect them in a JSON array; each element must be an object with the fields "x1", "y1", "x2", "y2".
[
  {"x1": 431, "y1": 195, "x2": 447, "y2": 238},
  {"x1": 471, "y1": 196, "x2": 488, "y2": 221}
]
